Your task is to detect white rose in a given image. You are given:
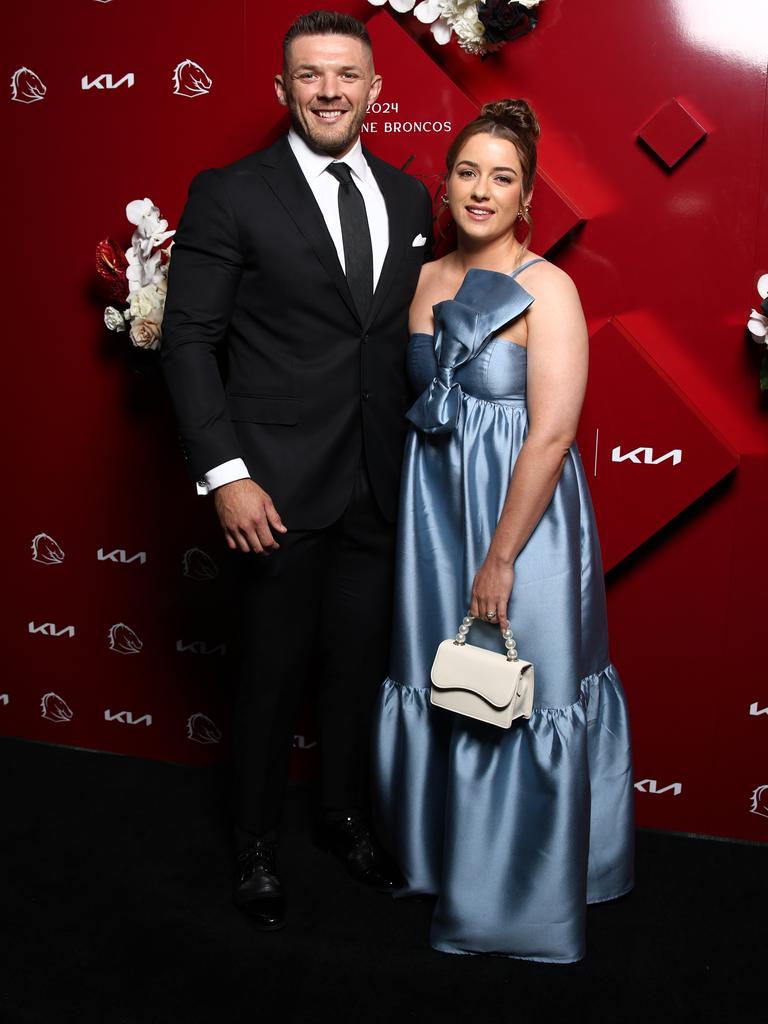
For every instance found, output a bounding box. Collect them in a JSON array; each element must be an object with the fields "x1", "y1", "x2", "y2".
[
  {"x1": 104, "y1": 306, "x2": 127, "y2": 332},
  {"x1": 129, "y1": 283, "x2": 164, "y2": 320},
  {"x1": 452, "y1": 10, "x2": 484, "y2": 43},
  {"x1": 130, "y1": 314, "x2": 162, "y2": 350},
  {"x1": 448, "y1": 8, "x2": 485, "y2": 49}
]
